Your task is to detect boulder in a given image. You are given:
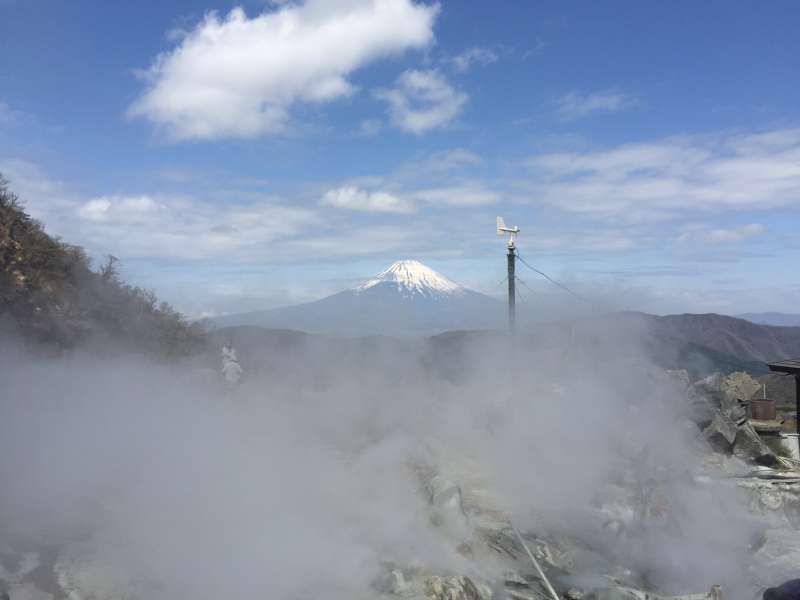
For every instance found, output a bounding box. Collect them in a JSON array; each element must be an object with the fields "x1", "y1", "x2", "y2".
[
  {"x1": 426, "y1": 475, "x2": 470, "y2": 537},
  {"x1": 385, "y1": 570, "x2": 491, "y2": 600},
  {"x1": 703, "y1": 412, "x2": 739, "y2": 451},
  {"x1": 722, "y1": 372, "x2": 761, "y2": 404},
  {"x1": 733, "y1": 422, "x2": 778, "y2": 466},
  {"x1": 693, "y1": 372, "x2": 752, "y2": 423},
  {"x1": 425, "y1": 575, "x2": 484, "y2": 600},
  {"x1": 591, "y1": 585, "x2": 722, "y2": 600},
  {"x1": 703, "y1": 410, "x2": 778, "y2": 465}
]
